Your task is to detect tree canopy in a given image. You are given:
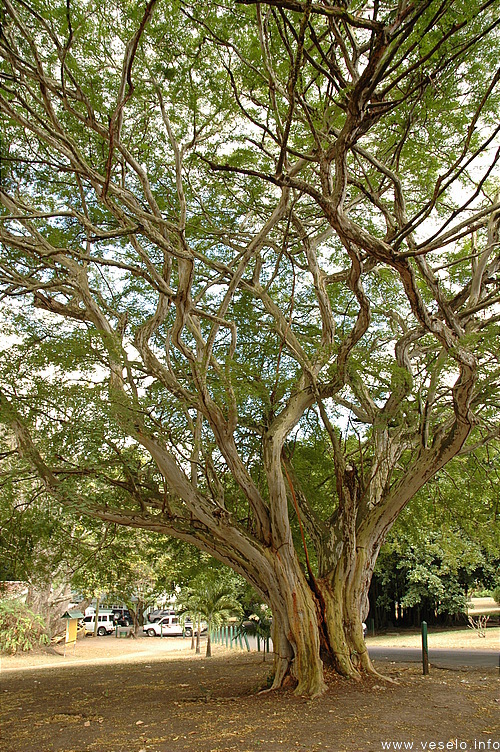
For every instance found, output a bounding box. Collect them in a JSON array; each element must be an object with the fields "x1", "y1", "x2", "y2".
[{"x1": 1, "y1": 0, "x2": 499, "y2": 695}]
